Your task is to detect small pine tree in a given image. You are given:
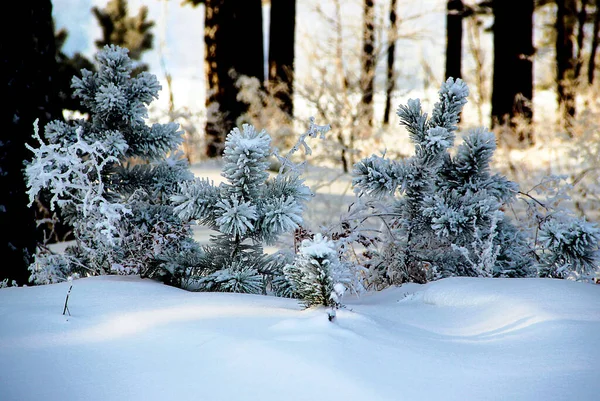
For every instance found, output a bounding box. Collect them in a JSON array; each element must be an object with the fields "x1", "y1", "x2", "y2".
[
  {"x1": 25, "y1": 45, "x2": 198, "y2": 286},
  {"x1": 171, "y1": 119, "x2": 330, "y2": 294},
  {"x1": 283, "y1": 233, "x2": 347, "y2": 308},
  {"x1": 352, "y1": 78, "x2": 533, "y2": 283},
  {"x1": 352, "y1": 78, "x2": 600, "y2": 283}
]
